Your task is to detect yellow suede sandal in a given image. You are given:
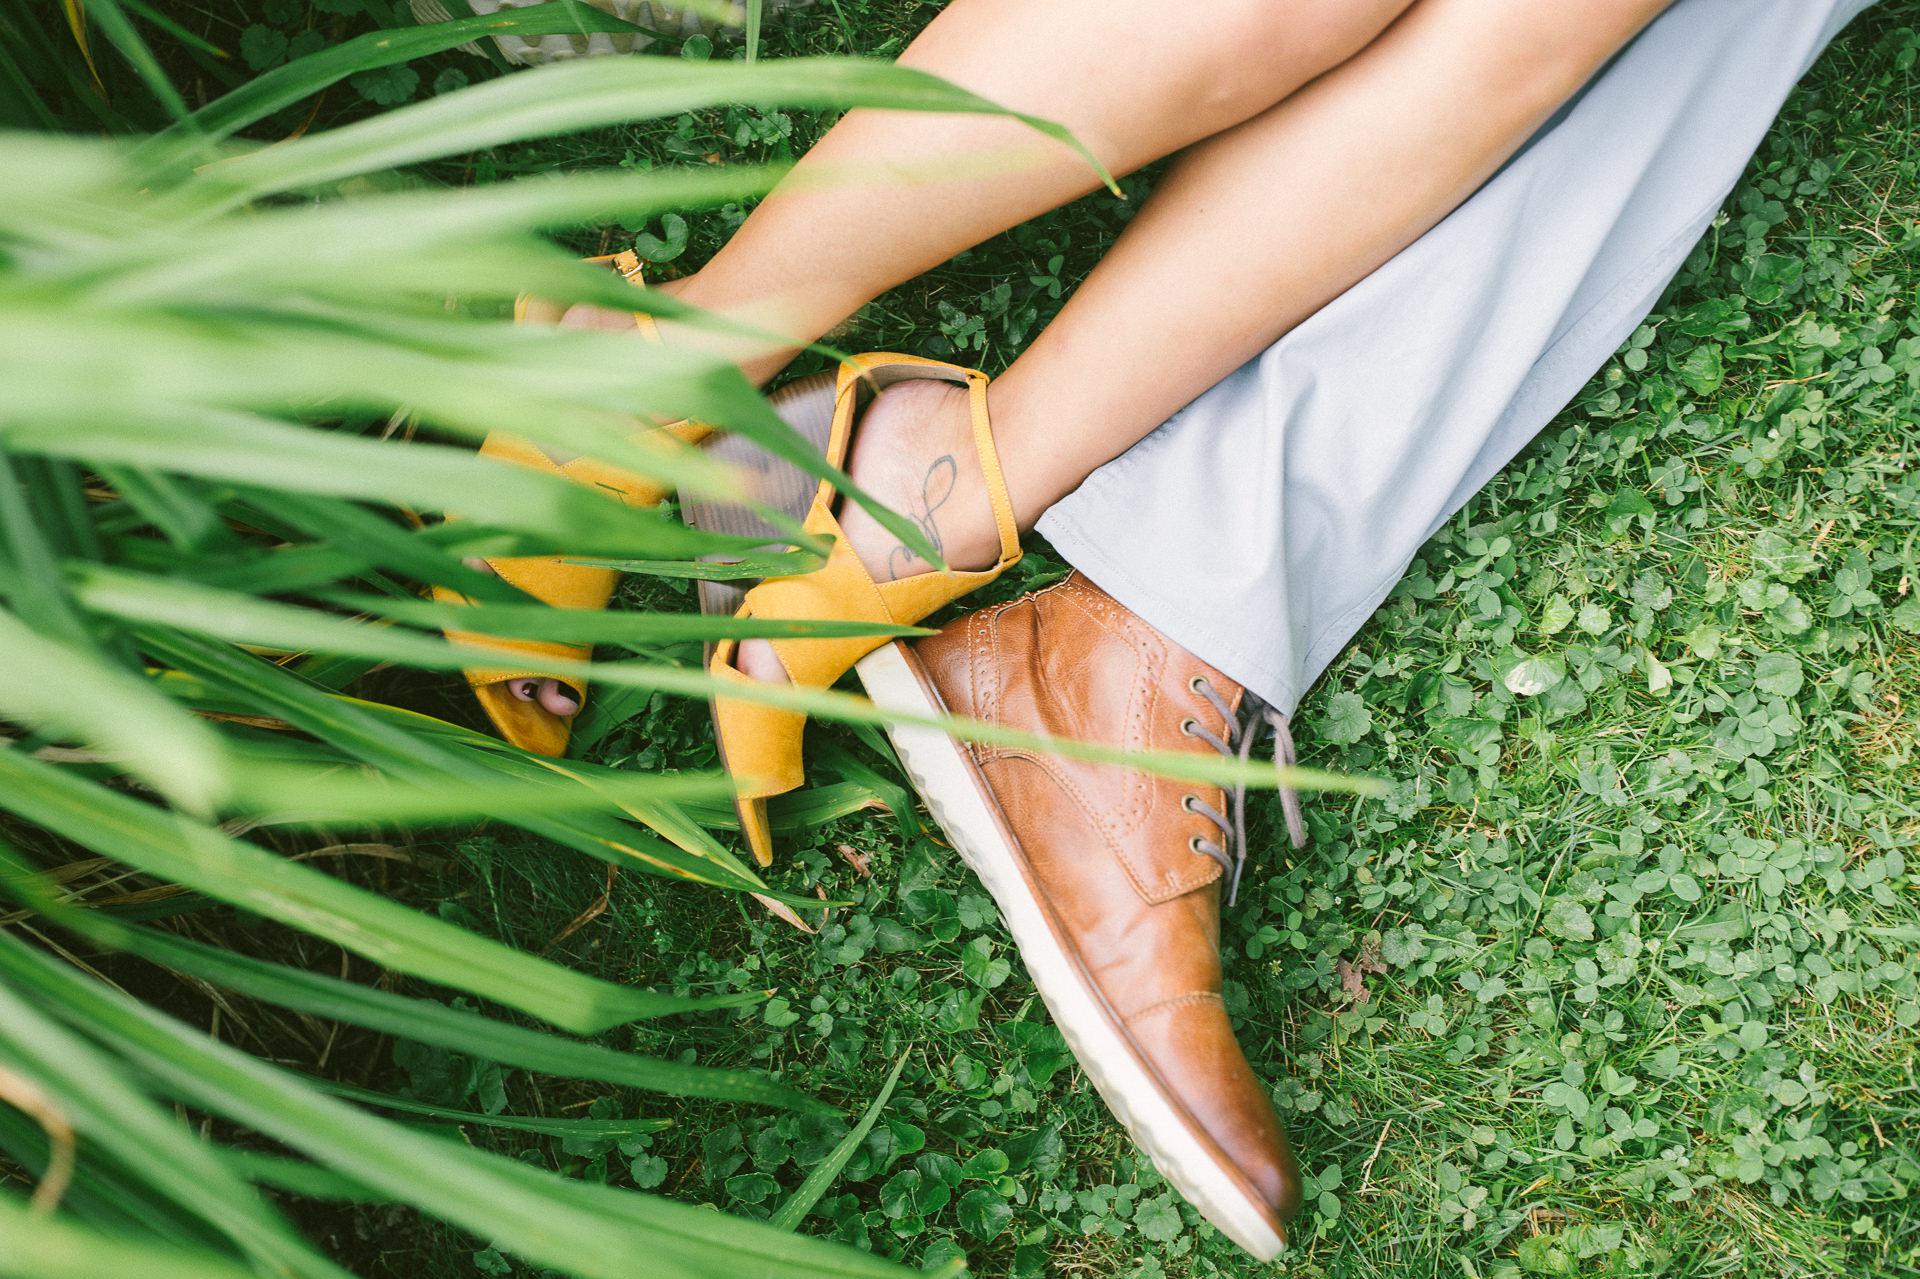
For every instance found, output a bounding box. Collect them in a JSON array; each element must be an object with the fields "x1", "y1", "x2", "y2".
[
  {"x1": 437, "y1": 250, "x2": 836, "y2": 756},
  {"x1": 434, "y1": 250, "x2": 686, "y2": 755},
  {"x1": 708, "y1": 353, "x2": 1023, "y2": 866}
]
